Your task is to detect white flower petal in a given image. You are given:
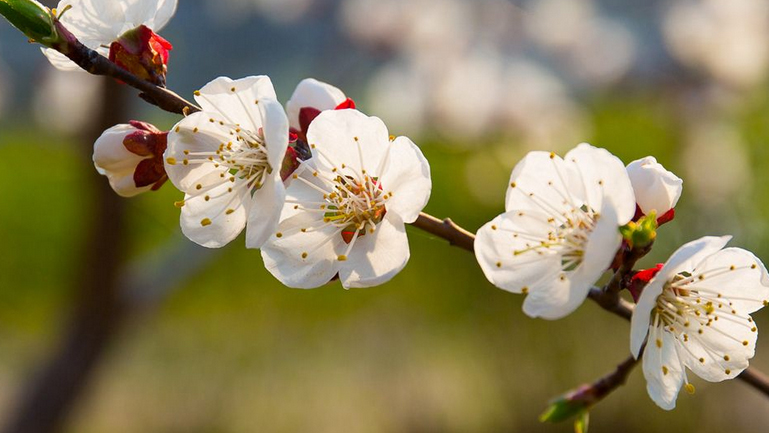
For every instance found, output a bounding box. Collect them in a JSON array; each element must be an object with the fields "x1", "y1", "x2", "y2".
[
  {"x1": 258, "y1": 97, "x2": 290, "y2": 169},
  {"x1": 195, "y1": 76, "x2": 277, "y2": 133},
  {"x1": 626, "y1": 156, "x2": 683, "y2": 216},
  {"x1": 504, "y1": 150, "x2": 585, "y2": 215},
  {"x1": 522, "y1": 206, "x2": 619, "y2": 319},
  {"x1": 690, "y1": 247, "x2": 769, "y2": 314},
  {"x1": 631, "y1": 236, "x2": 732, "y2": 358},
  {"x1": 474, "y1": 211, "x2": 562, "y2": 296},
  {"x1": 642, "y1": 327, "x2": 685, "y2": 410},
  {"x1": 286, "y1": 78, "x2": 347, "y2": 130},
  {"x1": 261, "y1": 212, "x2": 344, "y2": 289},
  {"x1": 683, "y1": 318, "x2": 756, "y2": 383},
  {"x1": 521, "y1": 202, "x2": 622, "y2": 319},
  {"x1": 566, "y1": 143, "x2": 636, "y2": 224},
  {"x1": 179, "y1": 171, "x2": 250, "y2": 248},
  {"x1": 307, "y1": 109, "x2": 389, "y2": 177},
  {"x1": 339, "y1": 213, "x2": 410, "y2": 288},
  {"x1": 378, "y1": 136, "x2": 431, "y2": 224},
  {"x1": 245, "y1": 173, "x2": 286, "y2": 249},
  {"x1": 56, "y1": 0, "x2": 124, "y2": 44},
  {"x1": 165, "y1": 112, "x2": 231, "y2": 192},
  {"x1": 123, "y1": 0, "x2": 178, "y2": 30},
  {"x1": 41, "y1": 48, "x2": 81, "y2": 72}
]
